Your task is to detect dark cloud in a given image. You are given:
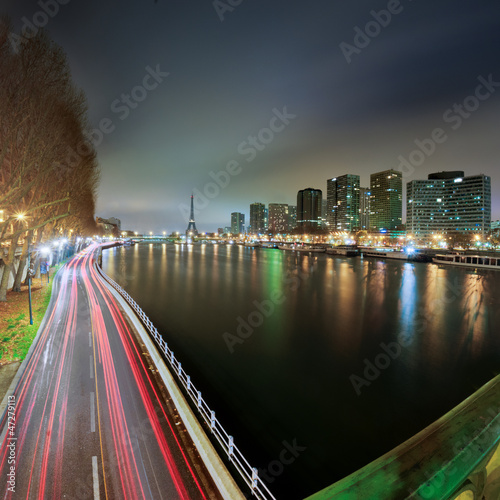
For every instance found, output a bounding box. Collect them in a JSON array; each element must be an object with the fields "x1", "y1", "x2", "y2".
[{"x1": 4, "y1": 0, "x2": 500, "y2": 231}]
